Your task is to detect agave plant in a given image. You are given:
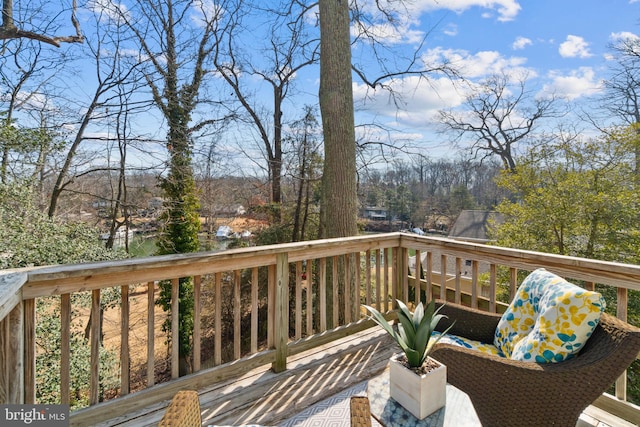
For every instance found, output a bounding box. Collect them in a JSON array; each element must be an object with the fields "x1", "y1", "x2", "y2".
[{"x1": 363, "y1": 299, "x2": 455, "y2": 368}]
